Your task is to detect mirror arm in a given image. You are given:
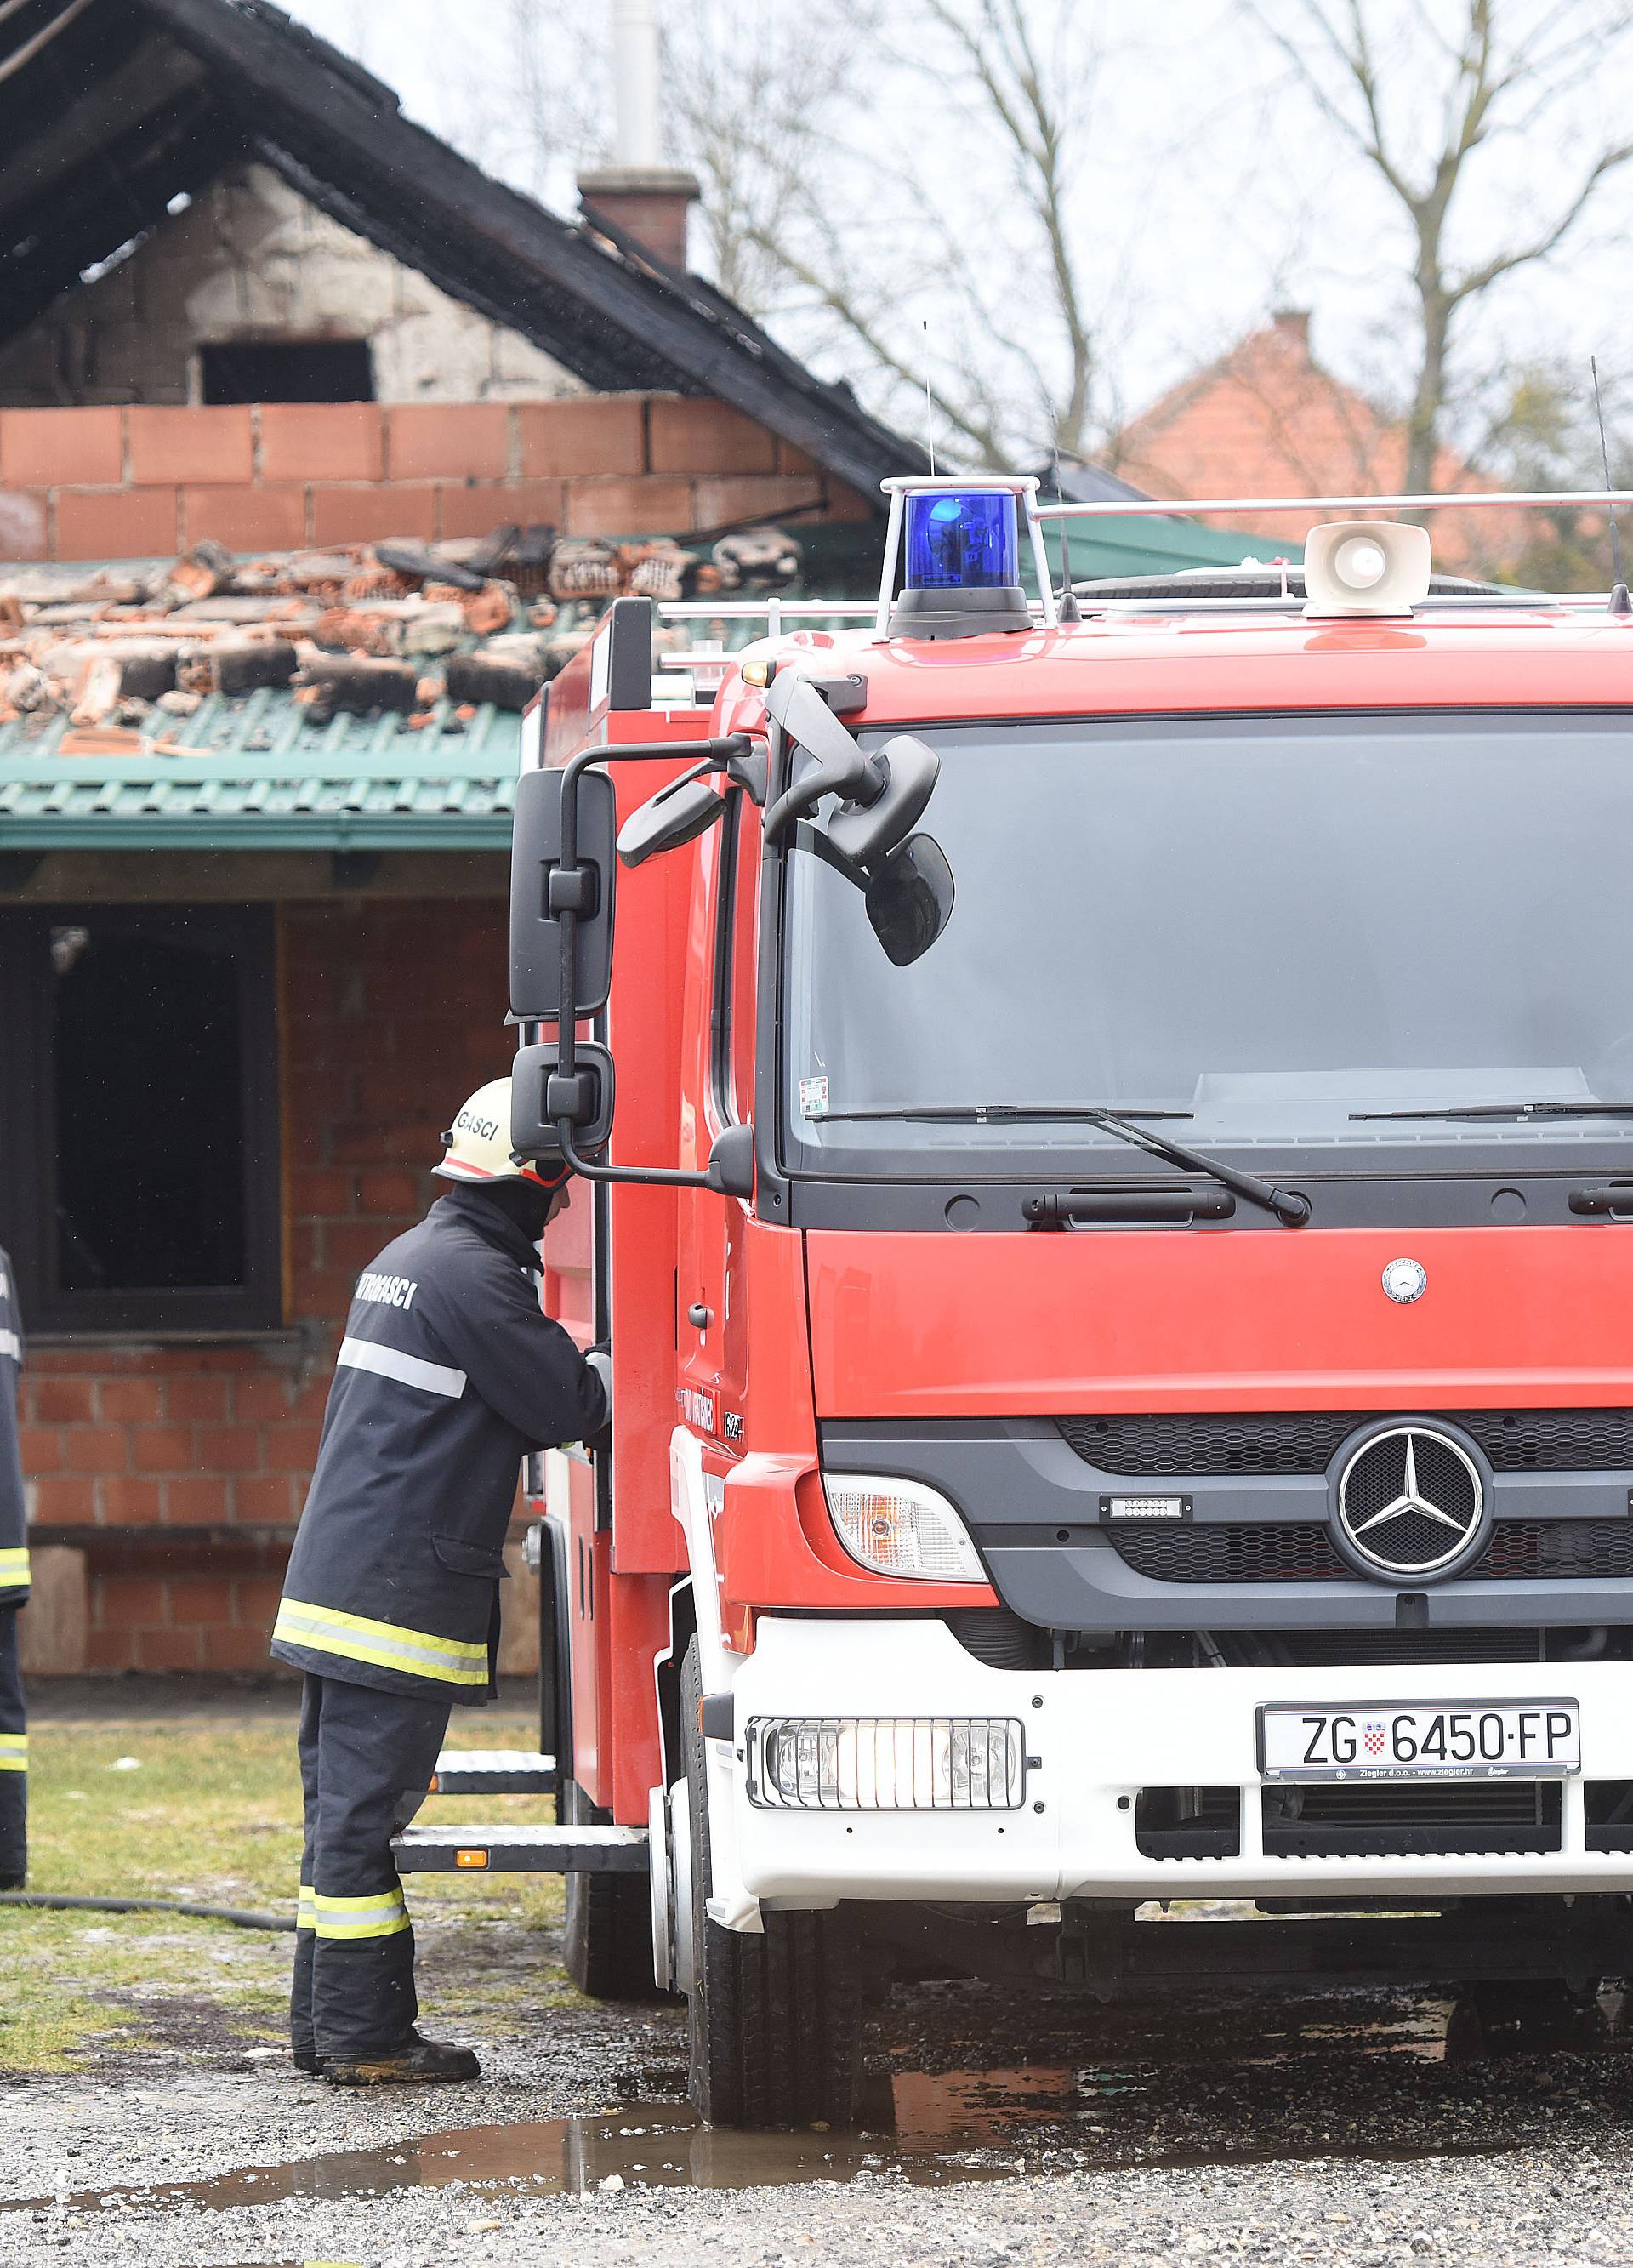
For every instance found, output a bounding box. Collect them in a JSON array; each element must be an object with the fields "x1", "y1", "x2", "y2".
[{"x1": 549, "y1": 732, "x2": 755, "y2": 1190}]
